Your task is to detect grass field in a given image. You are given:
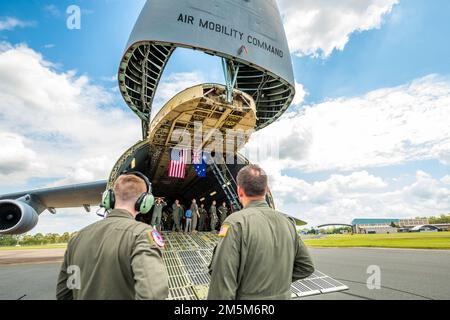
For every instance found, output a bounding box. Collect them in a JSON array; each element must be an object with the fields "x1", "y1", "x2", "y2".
[
  {"x1": 1, "y1": 233, "x2": 449, "y2": 250},
  {"x1": 303, "y1": 232, "x2": 450, "y2": 249},
  {"x1": 0, "y1": 244, "x2": 67, "y2": 251}
]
